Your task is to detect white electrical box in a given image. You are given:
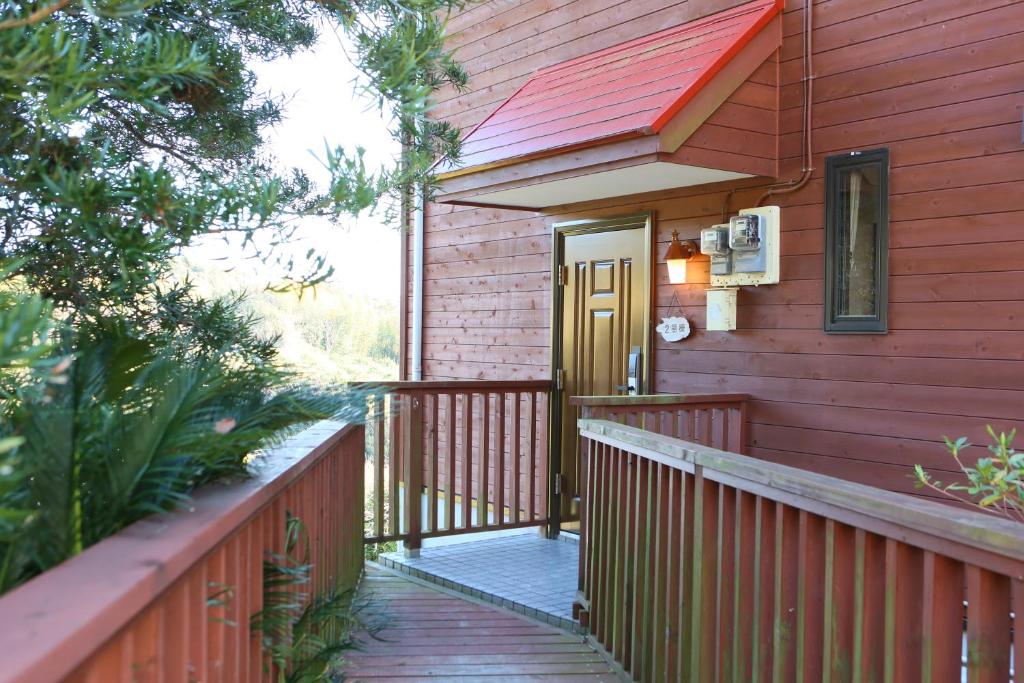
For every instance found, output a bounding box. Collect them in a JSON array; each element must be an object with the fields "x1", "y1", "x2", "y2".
[
  {"x1": 704, "y1": 205, "x2": 780, "y2": 287},
  {"x1": 706, "y1": 287, "x2": 738, "y2": 331}
]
